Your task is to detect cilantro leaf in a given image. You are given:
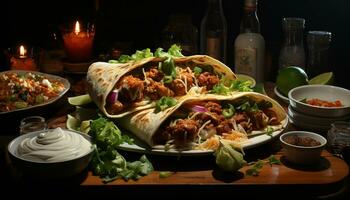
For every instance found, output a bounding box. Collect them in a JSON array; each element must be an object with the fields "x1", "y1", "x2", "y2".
[
  {"x1": 159, "y1": 171, "x2": 174, "y2": 178},
  {"x1": 155, "y1": 96, "x2": 177, "y2": 113},
  {"x1": 268, "y1": 155, "x2": 281, "y2": 166}
]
